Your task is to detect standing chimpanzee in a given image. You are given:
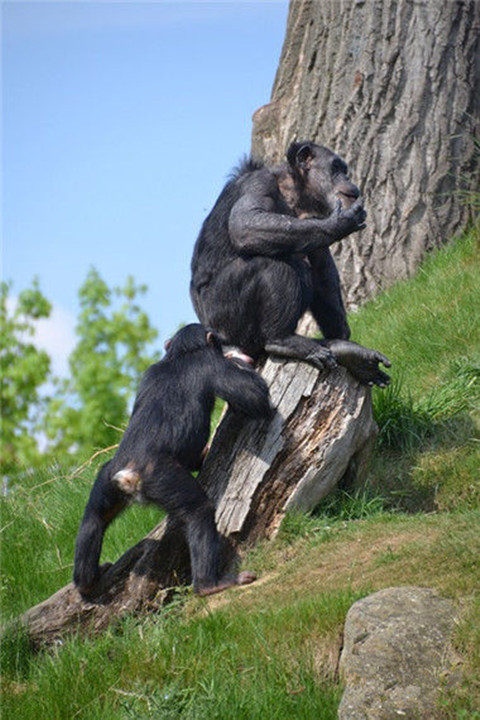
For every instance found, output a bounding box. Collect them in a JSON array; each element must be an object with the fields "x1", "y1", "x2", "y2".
[
  {"x1": 73, "y1": 323, "x2": 271, "y2": 597},
  {"x1": 191, "y1": 141, "x2": 391, "y2": 387}
]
